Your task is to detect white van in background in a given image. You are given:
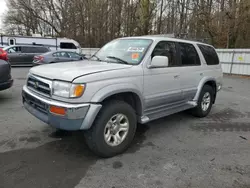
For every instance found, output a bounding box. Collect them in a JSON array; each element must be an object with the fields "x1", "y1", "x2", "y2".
[{"x1": 0, "y1": 35, "x2": 82, "y2": 54}]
